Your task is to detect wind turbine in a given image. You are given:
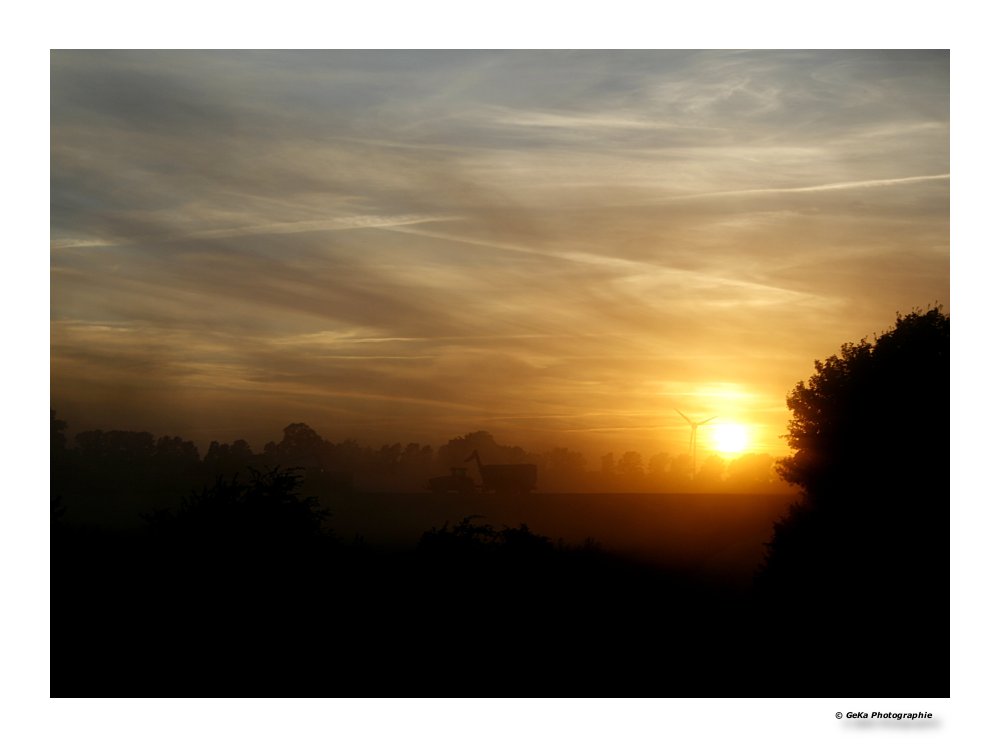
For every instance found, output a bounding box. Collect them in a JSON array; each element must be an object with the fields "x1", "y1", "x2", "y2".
[{"x1": 675, "y1": 409, "x2": 716, "y2": 477}]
